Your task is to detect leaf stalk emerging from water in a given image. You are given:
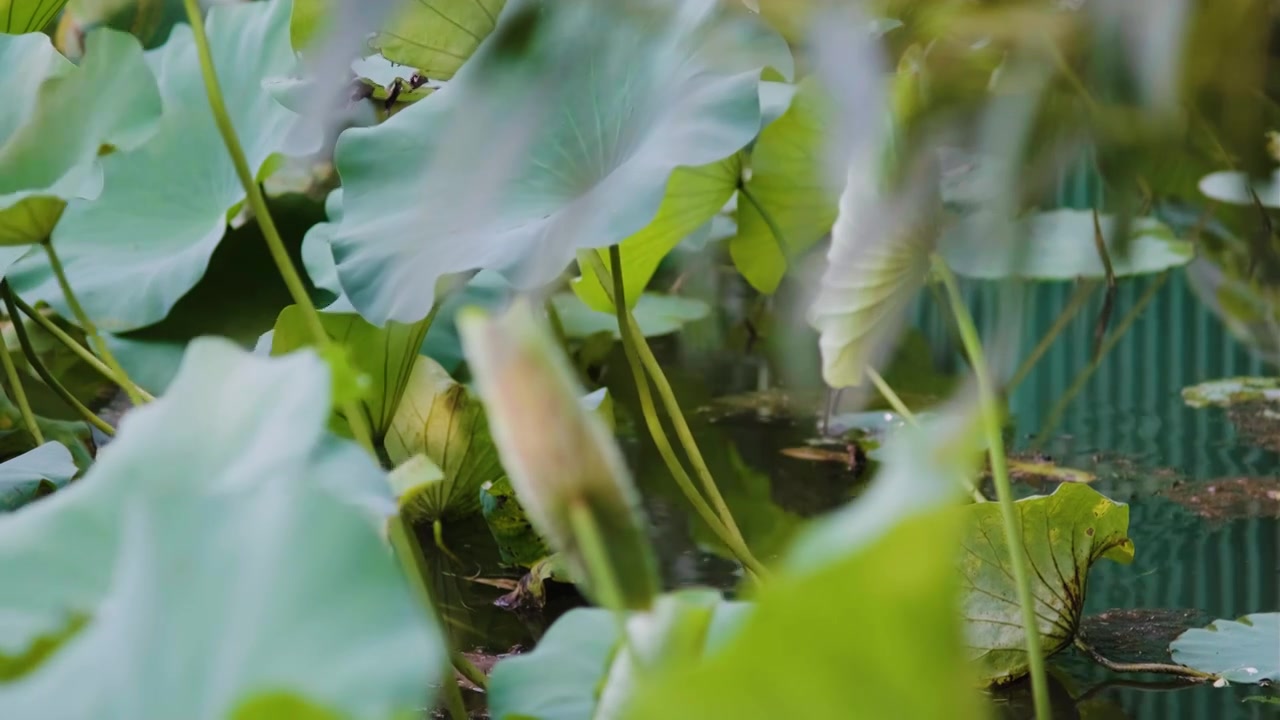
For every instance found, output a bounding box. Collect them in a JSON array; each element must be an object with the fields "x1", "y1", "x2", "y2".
[
  {"x1": 933, "y1": 255, "x2": 1050, "y2": 720},
  {"x1": 0, "y1": 318, "x2": 43, "y2": 445}
]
